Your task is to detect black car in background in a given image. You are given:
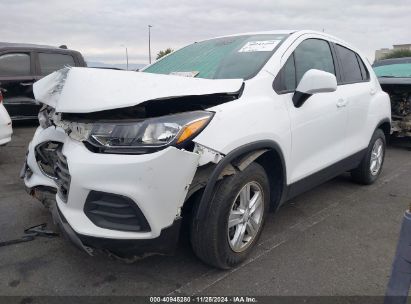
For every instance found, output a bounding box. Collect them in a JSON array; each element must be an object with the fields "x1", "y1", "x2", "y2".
[{"x1": 0, "y1": 43, "x2": 86, "y2": 120}]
